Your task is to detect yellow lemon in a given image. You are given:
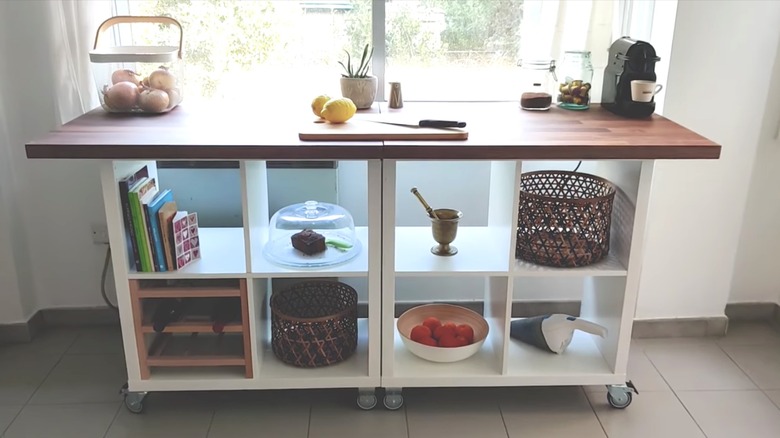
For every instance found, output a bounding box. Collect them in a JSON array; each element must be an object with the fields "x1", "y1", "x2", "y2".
[
  {"x1": 311, "y1": 94, "x2": 330, "y2": 118},
  {"x1": 320, "y1": 97, "x2": 357, "y2": 124}
]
